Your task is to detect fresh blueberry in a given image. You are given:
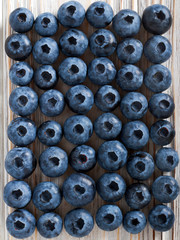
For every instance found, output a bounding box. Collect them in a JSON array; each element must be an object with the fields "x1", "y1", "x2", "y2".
[
  {"x1": 90, "y1": 29, "x2": 117, "y2": 56},
  {"x1": 123, "y1": 211, "x2": 146, "y2": 234},
  {"x1": 9, "y1": 62, "x2": 33, "y2": 86},
  {"x1": 120, "y1": 92, "x2": 148, "y2": 120},
  {"x1": 117, "y1": 38, "x2": 143, "y2": 64},
  {"x1": 58, "y1": 57, "x2": 87, "y2": 86},
  {"x1": 63, "y1": 173, "x2": 96, "y2": 207},
  {"x1": 33, "y1": 37, "x2": 59, "y2": 64},
  {"x1": 8, "y1": 117, "x2": 36, "y2": 147},
  {"x1": 32, "y1": 181, "x2": 62, "y2": 212},
  {"x1": 144, "y1": 64, "x2": 172, "y2": 93},
  {"x1": 37, "y1": 212, "x2": 63, "y2": 238},
  {"x1": 94, "y1": 113, "x2": 122, "y2": 140},
  {"x1": 125, "y1": 183, "x2": 151, "y2": 209},
  {"x1": 66, "y1": 85, "x2": 94, "y2": 114},
  {"x1": 9, "y1": 87, "x2": 38, "y2": 117},
  {"x1": 37, "y1": 120, "x2": 62, "y2": 146},
  {"x1": 148, "y1": 205, "x2": 175, "y2": 232},
  {"x1": 150, "y1": 120, "x2": 175, "y2": 146},
  {"x1": 59, "y1": 29, "x2": 88, "y2": 57},
  {"x1": 57, "y1": 1, "x2": 85, "y2": 27},
  {"x1": 120, "y1": 121, "x2": 149, "y2": 150},
  {"x1": 97, "y1": 172, "x2": 126, "y2": 202},
  {"x1": 9, "y1": 7, "x2": 34, "y2": 33},
  {"x1": 144, "y1": 35, "x2": 172, "y2": 64},
  {"x1": 116, "y1": 64, "x2": 143, "y2": 91},
  {"x1": 64, "y1": 115, "x2": 93, "y2": 145},
  {"x1": 39, "y1": 146, "x2": 68, "y2": 177},
  {"x1": 97, "y1": 140, "x2": 127, "y2": 171},
  {"x1": 64, "y1": 208, "x2": 94, "y2": 237},
  {"x1": 142, "y1": 4, "x2": 172, "y2": 35},
  {"x1": 88, "y1": 57, "x2": 116, "y2": 86},
  {"x1": 6, "y1": 209, "x2": 36, "y2": 239},
  {"x1": 5, "y1": 34, "x2": 32, "y2": 61},
  {"x1": 96, "y1": 205, "x2": 123, "y2": 231},
  {"x1": 126, "y1": 152, "x2": 155, "y2": 181},
  {"x1": 155, "y1": 147, "x2": 179, "y2": 172}
]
